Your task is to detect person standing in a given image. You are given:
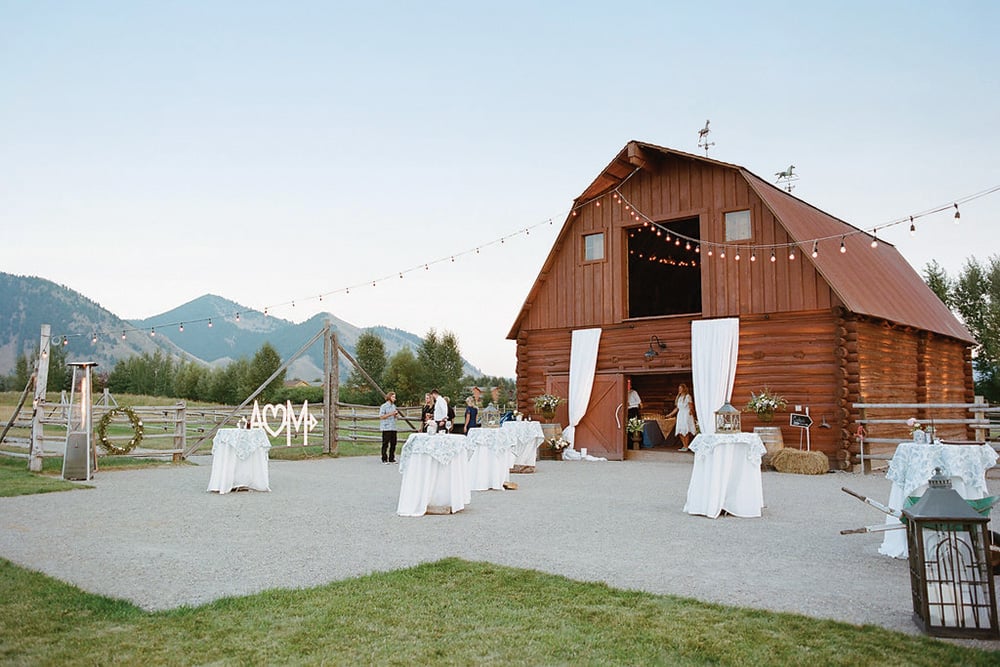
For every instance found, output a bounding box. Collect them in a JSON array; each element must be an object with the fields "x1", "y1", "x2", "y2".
[
  {"x1": 431, "y1": 389, "x2": 448, "y2": 431},
  {"x1": 464, "y1": 395, "x2": 479, "y2": 432},
  {"x1": 666, "y1": 383, "x2": 696, "y2": 451},
  {"x1": 379, "y1": 391, "x2": 399, "y2": 463},
  {"x1": 421, "y1": 393, "x2": 434, "y2": 432},
  {"x1": 627, "y1": 380, "x2": 642, "y2": 420}
]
